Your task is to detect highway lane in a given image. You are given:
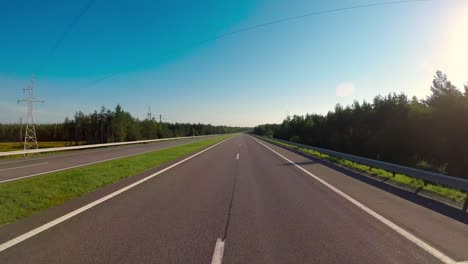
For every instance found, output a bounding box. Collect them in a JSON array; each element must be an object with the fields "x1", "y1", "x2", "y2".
[
  {"x1": 0, "y1": 134, "x2": 466, "y2": 263},
  {"x1": 0, "y1": 135, "x2": 217, "y2": 183},
  {"x1": 223, "y1": 136, "x2": 448, "y2": 264},
  {"x1": 257, "y1": 136, "x2": 468, "y2": 261}
]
